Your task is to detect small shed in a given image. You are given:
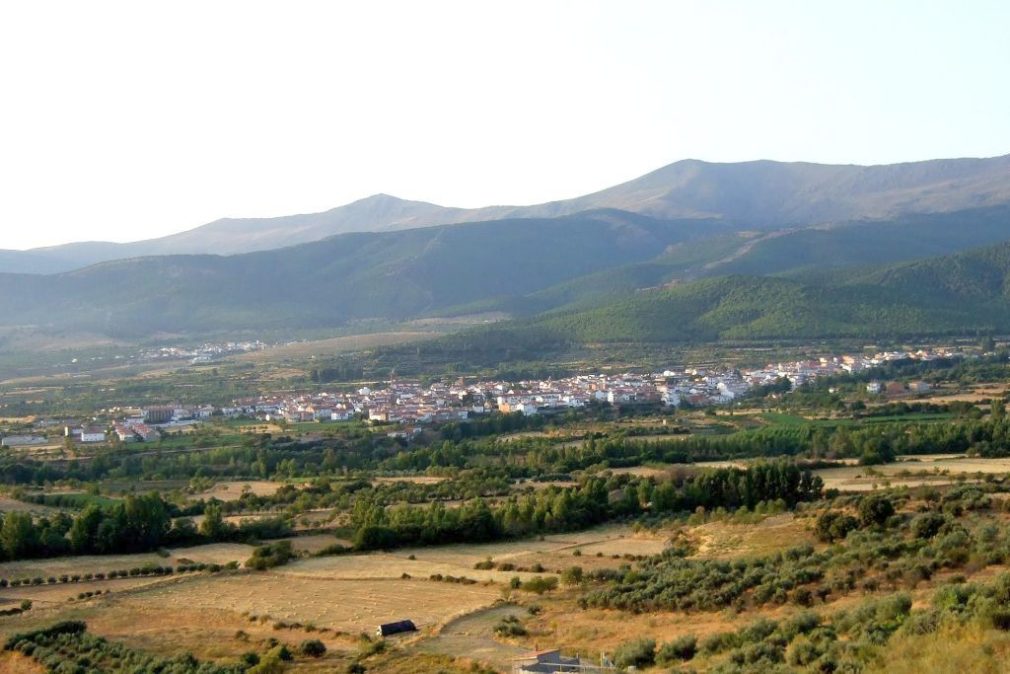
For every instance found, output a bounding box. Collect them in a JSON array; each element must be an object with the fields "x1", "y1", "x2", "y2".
[{"x1": 377, "y1": 619, "x2": 417, "y2": 637}]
